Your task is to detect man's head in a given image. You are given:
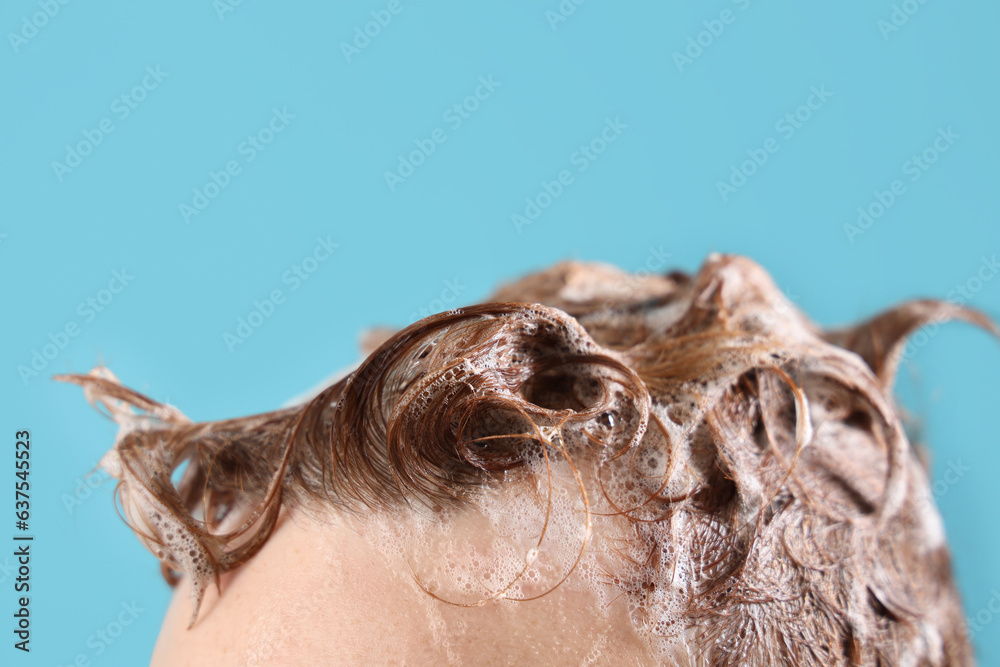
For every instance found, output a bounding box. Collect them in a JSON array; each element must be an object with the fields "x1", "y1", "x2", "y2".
[{"x1": 61, "y1": 254, "x2": 994, "y2": 665}]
